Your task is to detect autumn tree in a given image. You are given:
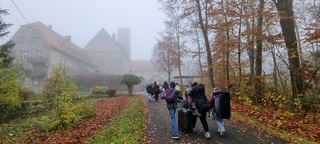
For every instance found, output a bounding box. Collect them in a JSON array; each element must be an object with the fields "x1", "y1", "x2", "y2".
[
  {"x1": 255, "y1": 0, "x2": 265, "y2": 77},
  {"x1": 152, "y1": 32, "x2": 178, "y2": 82},
  {"x1": 272, "y1": 0, "x2": 304, "y2": 99},
  {"x1": 195, "y1": 0, "x2": 215, "y2": 89}
]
